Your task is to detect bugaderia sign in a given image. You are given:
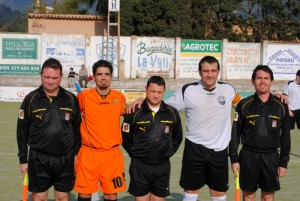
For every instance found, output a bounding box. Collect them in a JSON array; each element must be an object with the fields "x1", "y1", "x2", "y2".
[{"x1": 2, "y1": 38, "x2": 38, "y2": 59}]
